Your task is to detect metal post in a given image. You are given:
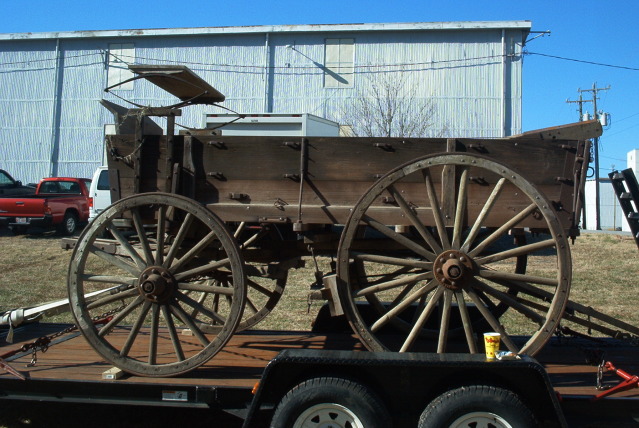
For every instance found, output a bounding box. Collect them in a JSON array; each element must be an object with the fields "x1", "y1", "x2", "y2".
[{"x1": 592, "y1": 83, "x2": 602, "y2": 230}]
